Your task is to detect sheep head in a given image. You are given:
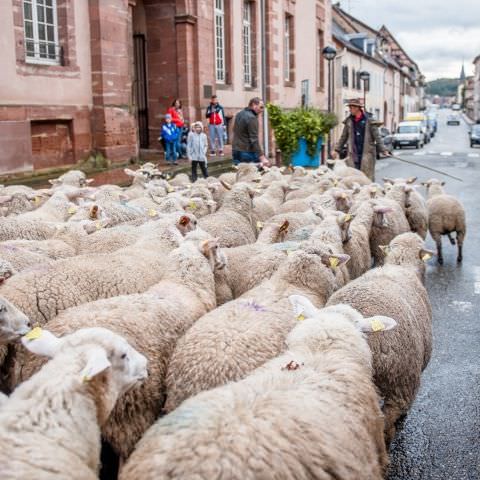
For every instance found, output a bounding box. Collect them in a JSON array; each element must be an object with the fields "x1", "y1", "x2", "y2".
[
  {"x1": 200, "y1": 238, "x2": 226, "y2": 271},
  {"x1": 0, "y1": 296, "x2": 31, "y2": 345}
]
